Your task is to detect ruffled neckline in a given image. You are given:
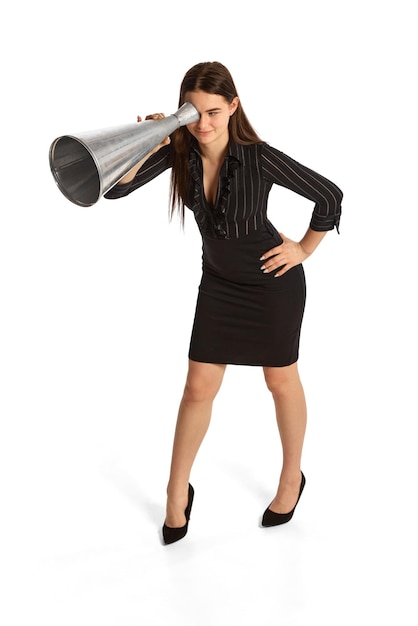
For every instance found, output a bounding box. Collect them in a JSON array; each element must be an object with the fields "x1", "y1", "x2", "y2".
[{"x1": 189, "y1": 140, "x2": 240, "y2": 238}]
